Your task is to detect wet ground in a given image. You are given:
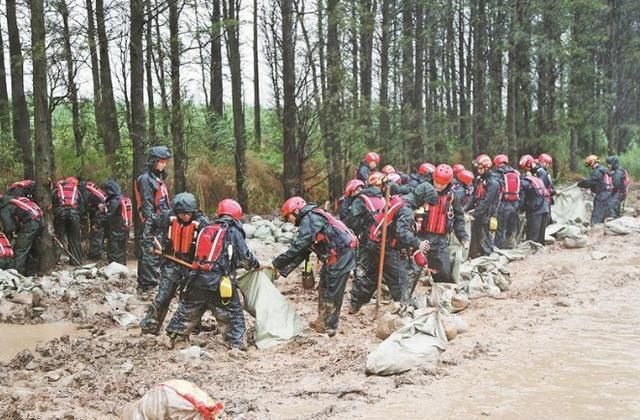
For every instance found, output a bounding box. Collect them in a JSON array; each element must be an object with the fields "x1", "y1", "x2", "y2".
[{"x1": 1, "y1": 221, "x2": 639, "y2": 419}]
